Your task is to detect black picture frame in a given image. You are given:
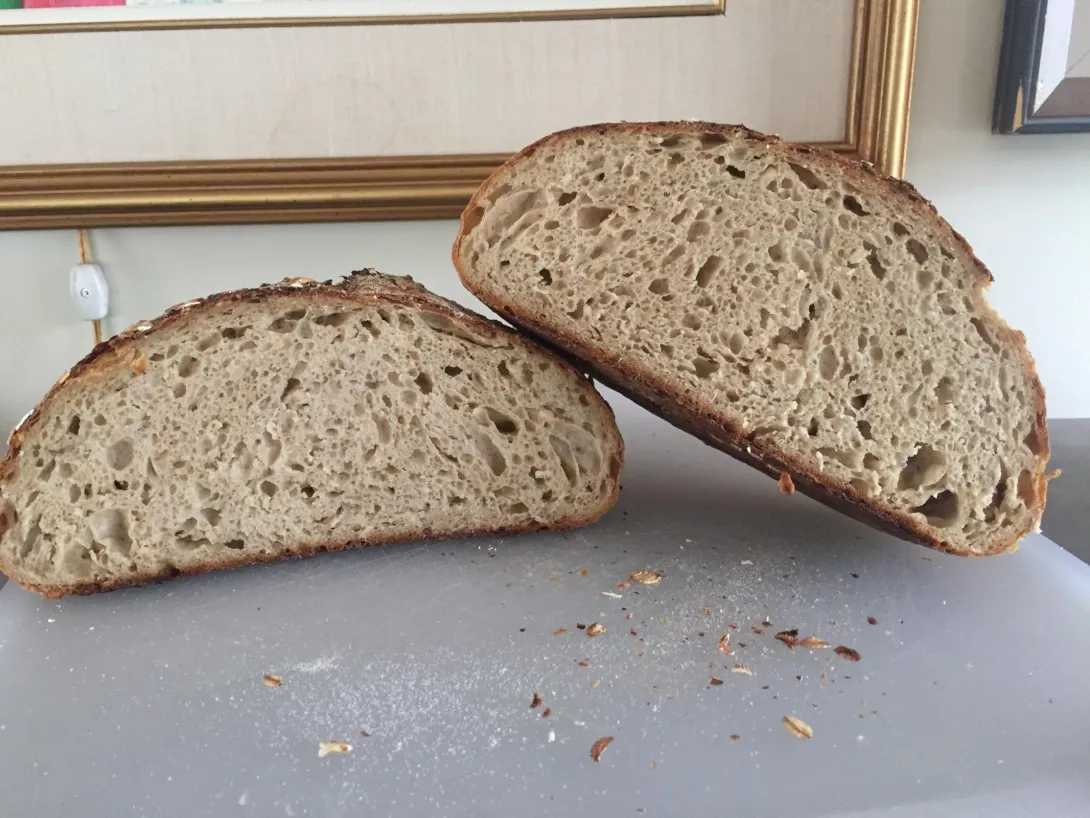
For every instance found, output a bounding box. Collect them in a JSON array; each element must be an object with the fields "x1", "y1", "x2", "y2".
[{"x1": 994, "y1": 0, "x2": 1090, "y2": 134}]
